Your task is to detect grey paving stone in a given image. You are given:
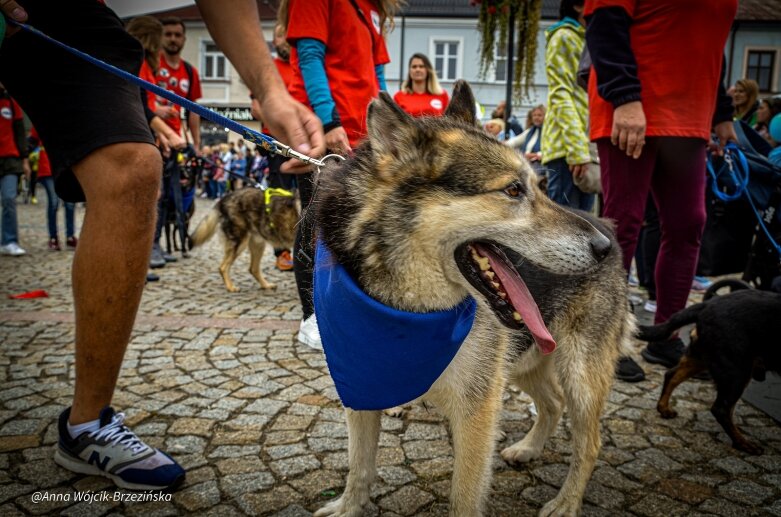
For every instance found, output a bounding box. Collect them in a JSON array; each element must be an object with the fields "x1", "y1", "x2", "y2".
[{"x1": 717, "y1": 479, "x2": 774, "y2": 505}]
